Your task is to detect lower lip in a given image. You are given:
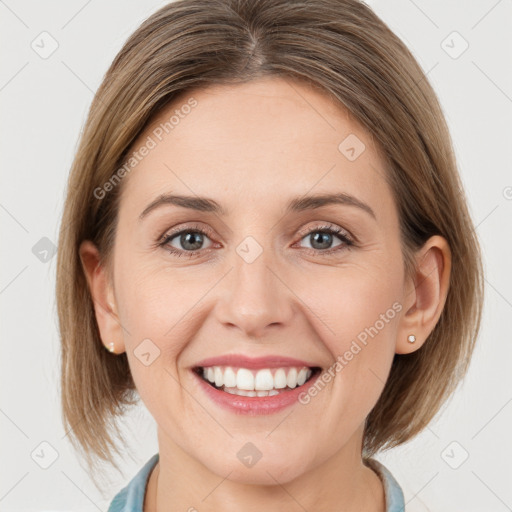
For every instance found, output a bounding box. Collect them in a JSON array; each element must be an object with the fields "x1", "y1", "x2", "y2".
[{"x1": 193, "y1": 369, "x2": 321, "y2": 415}]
